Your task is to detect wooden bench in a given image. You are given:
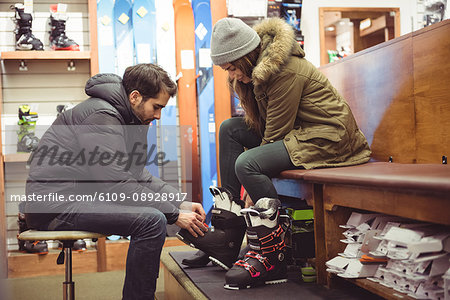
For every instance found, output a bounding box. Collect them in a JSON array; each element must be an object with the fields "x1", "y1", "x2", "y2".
[{"x1": 273, "y1": 19, "x2": 450, "y2": 299}]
